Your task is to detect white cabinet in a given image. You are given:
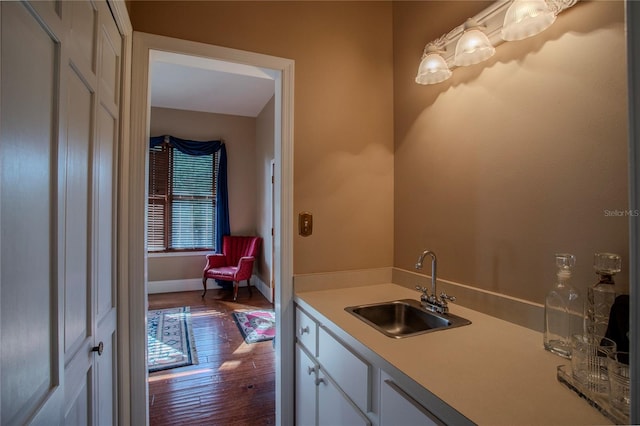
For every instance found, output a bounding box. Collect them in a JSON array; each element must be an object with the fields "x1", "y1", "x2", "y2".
[
  {"x1": 294, "y1": 303, "x2": 468, "y2": 426},
  {"x1": 295, "y1": 307, "x2": 371, "y2": 426},
  {"x1": 317, "y1": 327, "x2": 371, "y2": 413},
  {"x1": 296, "y1": 344, "x2": 318, "y2": 426},
  {"x1": 380, "y1": 371, "x2": 444, "y2": 426},
  {"x1": 317, "y1": 369, "x2": 370, "y2": 426}
]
